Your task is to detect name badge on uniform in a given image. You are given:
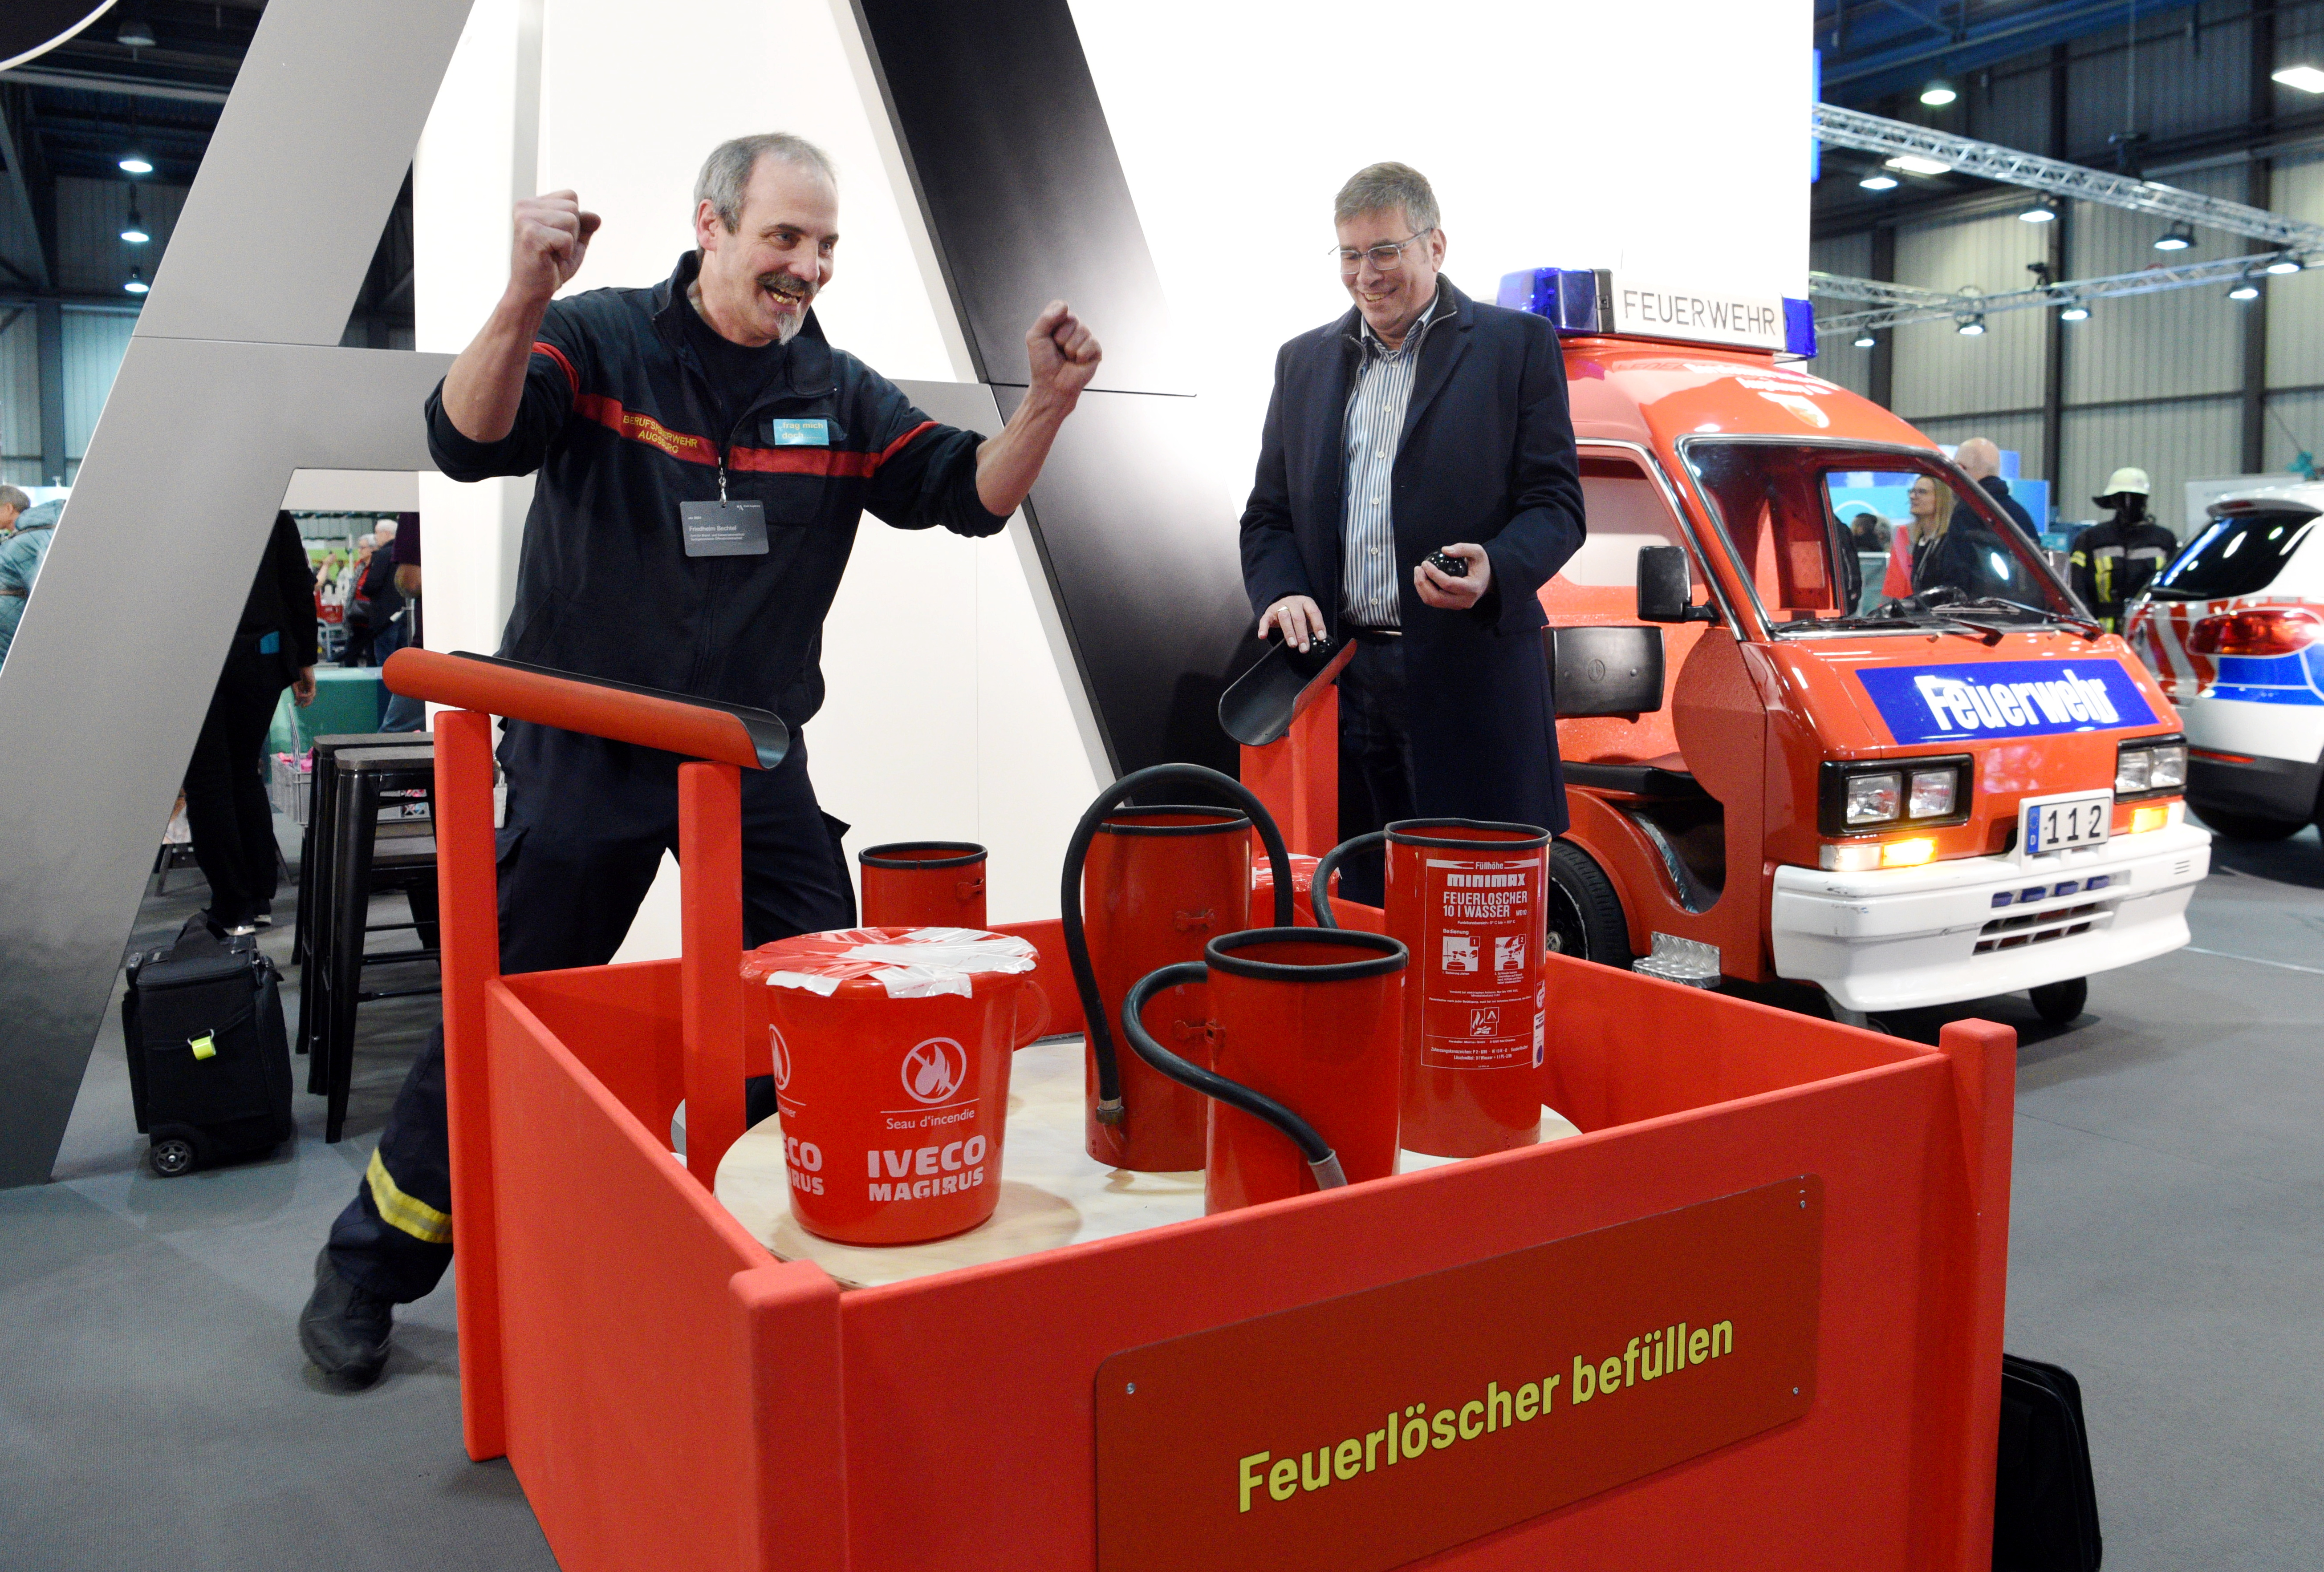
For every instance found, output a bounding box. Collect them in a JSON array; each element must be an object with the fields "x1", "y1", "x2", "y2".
[
  {"x1": 680, "y1": 499, "x2": 770, "y2": 557},
  {"x1": 765, "y1": 418, "x2": 830, "y2": 446}
]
